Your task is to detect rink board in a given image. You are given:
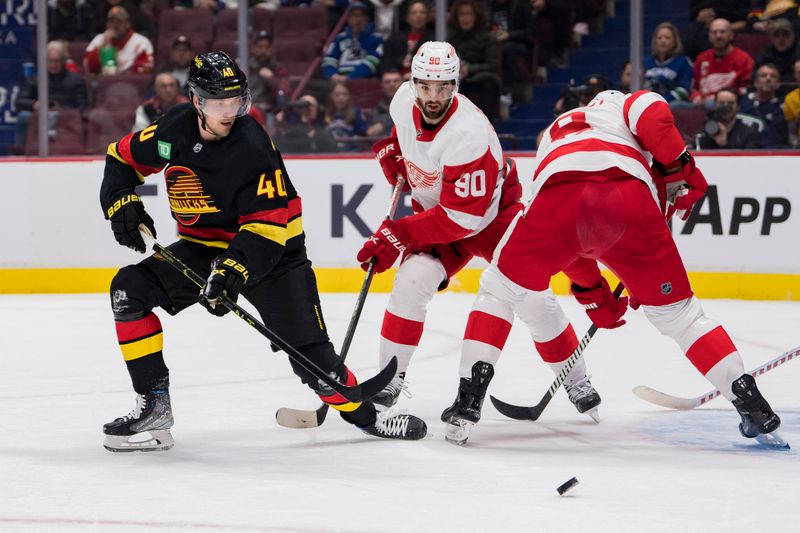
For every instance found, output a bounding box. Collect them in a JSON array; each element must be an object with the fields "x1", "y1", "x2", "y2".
[{"x1": 1, "y1": 152, "x2": 799, "y2": 298}]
